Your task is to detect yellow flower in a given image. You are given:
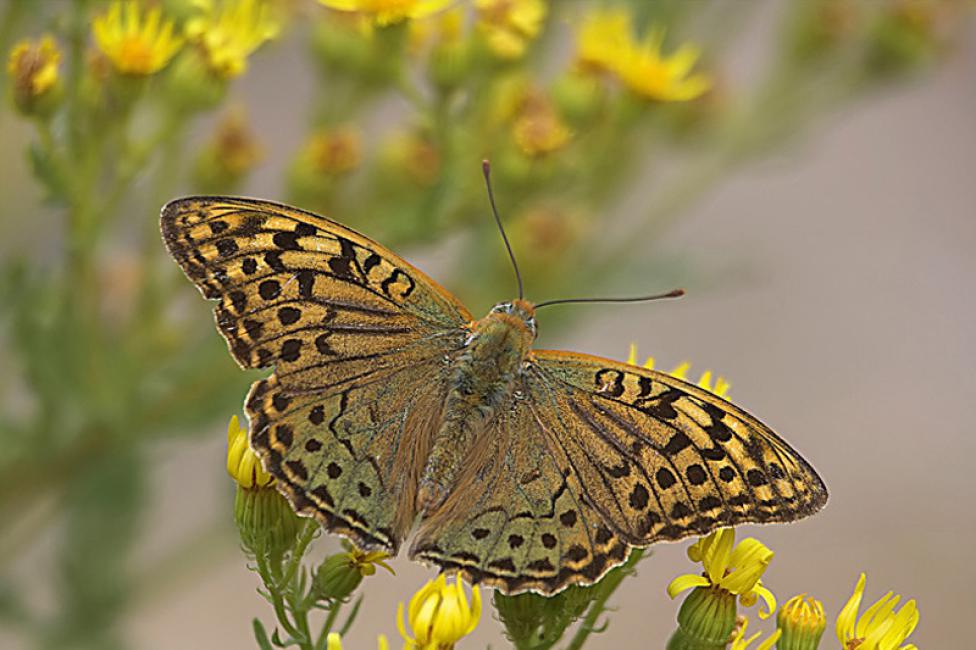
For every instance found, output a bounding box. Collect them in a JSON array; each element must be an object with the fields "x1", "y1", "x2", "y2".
[
  {"x1": 778, "y1": 593, "x2": 827, "y2": 649},
  {"x1": 616, "y1": 27, "x2": 711, "y2": 102},
  {"x1": 7, "y1": 35, "x2": 61, "y2": 114},
  {"x1": 474, "y1": 0, "x2": 547, "y2": 60},
  {"x1": 92, "y1": 1, "x2": 182, "y2": 76},
  {"x1": 318, "y1": 0, "x2": 453, "y2": 26},
  {"x1": 836, "y1": 574, "x2": 919, "y2": 650},
  {"x1": 226, "y1": 415, "x2": 273, "y2": 488},
  {"x1": 730, "y1": 617, "x2": 782, "y2": 650},
  {"x1": 668, "y1": 528, "x2": 777, "y2": 619},
  {"x1": 512, "y1": 90, "x2": 571, "y2": 158},
  {"x1": 304, "y1": 127, "x2": 362, "y2": 176},
  {"x1": 628, "y1": 344, "x2": 731, "y2": 398},
  {"x1": 397, "y1": 574, "x2": 481, "y2": 649},
  {"x1": 185, "y1": 0, "x2": 280, "y2": 78},
  {"x1": 575, "y1": 8, "x2": 631, "y2": 74},
  {"x1": 206, "y1": 109, "x2": 263, "y2": 175},
  {"x1": 347, "y1": 546, "x2": 395, "y2": 577},
  {"x1": 574, "y1": 8, "x2": 709, "y2": 102}
]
